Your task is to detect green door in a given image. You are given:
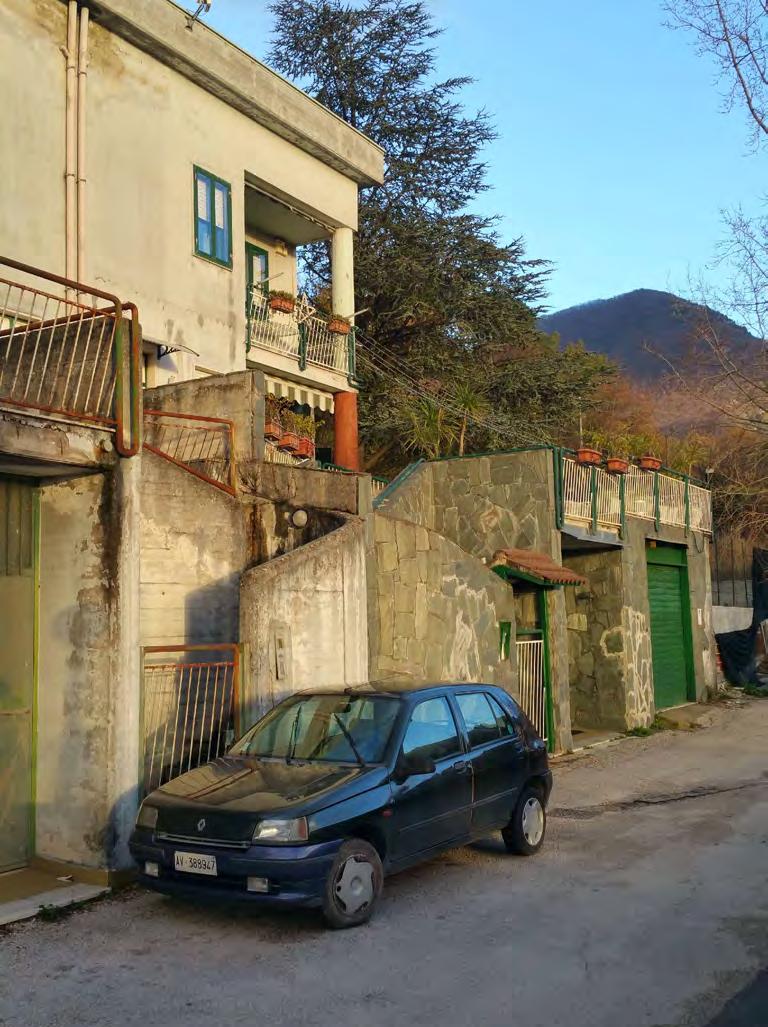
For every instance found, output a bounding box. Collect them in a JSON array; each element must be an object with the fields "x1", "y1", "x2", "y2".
[
  {"x1": 0, "y1": 480, "x2": 36, "y2": 871},
  {"x1": 646, "y1": 546, "x2": 694, "y2": 710}
]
